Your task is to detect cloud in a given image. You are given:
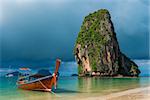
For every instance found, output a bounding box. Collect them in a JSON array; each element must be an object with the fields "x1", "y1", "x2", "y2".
[
  {"x1": 139, "y1": 0, "x2": 150, "y2": 6},
  {"x1": 0, "y1": 0, "x2": 149, "y2": 63},
  {"x1": 134, "y1": 59, "x2": 150, "y2": 66}
]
